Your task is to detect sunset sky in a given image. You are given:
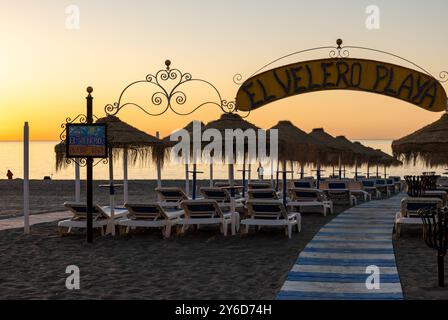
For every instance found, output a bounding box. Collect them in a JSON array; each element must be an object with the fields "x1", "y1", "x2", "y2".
[{"x1": 1, "y1": 0, "x2": 447, "y2": 141}]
